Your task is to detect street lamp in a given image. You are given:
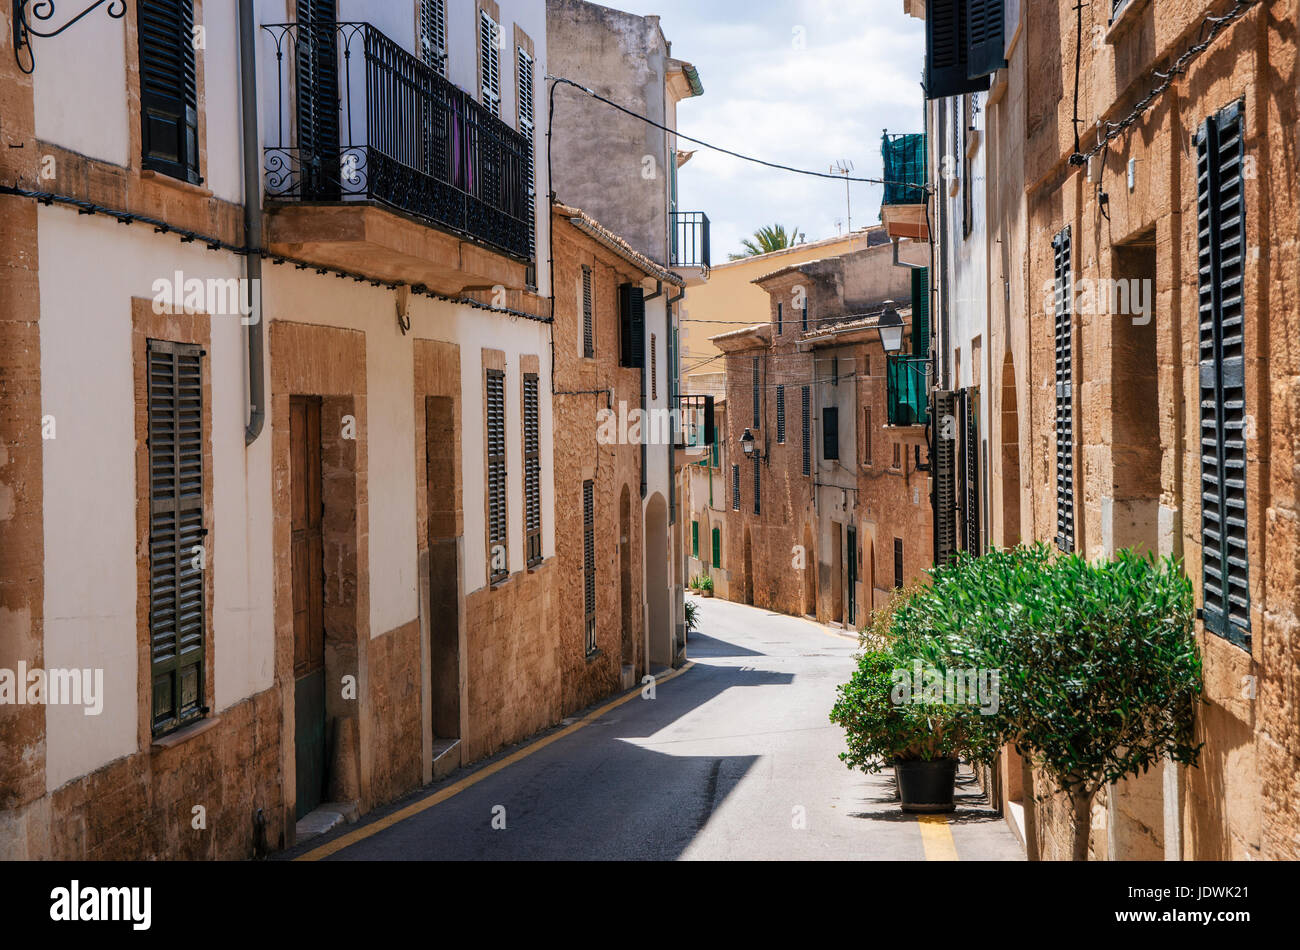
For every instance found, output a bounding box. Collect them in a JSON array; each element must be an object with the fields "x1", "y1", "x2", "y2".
[
  {"x1": 741, "y1": 428, "x2": 758, "y2": 459},
  {"x1": 878, "y1": 300, "x2": 905, "y2": 355}
]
